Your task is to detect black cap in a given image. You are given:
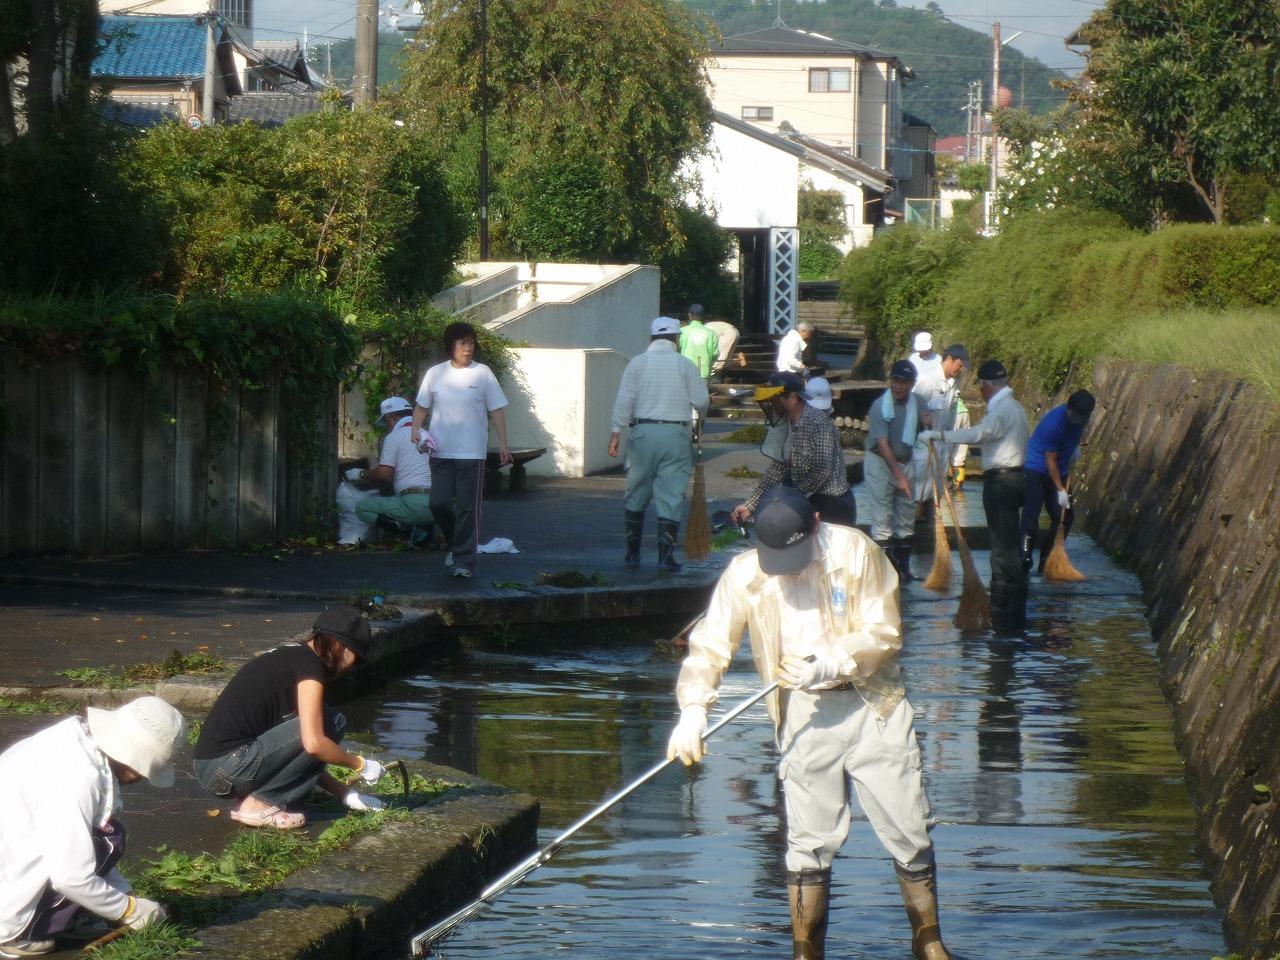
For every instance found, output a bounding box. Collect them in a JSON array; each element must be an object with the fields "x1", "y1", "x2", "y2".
[
  {"x1": 1067, "y1": 390, "x2": 1096, "y2": 417},
  {"x1": 313, "y1": 607, "x2": 372, "y2": 661},
  {"x1": 754, "y1": 487, "x2": 818, "y2": 576},
  {"x1": 771, "y1": 371, "x2": 806, "y2": 395},
  {"x1": 890, "y1": 359, "x2": 917, "y2": 383},
  {"x1": 688, "y1": 303, "x2": 704, "y2": 317},
  {"x1": 977, "y1": 360, "x2": 1008, "y2": 381},
  {"x1": 942, "y1": 344, "x2": 969, "y2": 365}
]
